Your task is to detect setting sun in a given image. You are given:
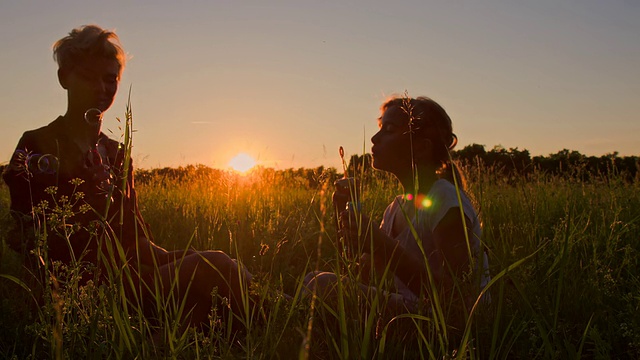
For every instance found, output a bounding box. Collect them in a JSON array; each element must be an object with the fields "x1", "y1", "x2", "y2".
[{"x1": 228, "y1": 153, "x2": 257, "y2": 173}]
